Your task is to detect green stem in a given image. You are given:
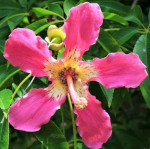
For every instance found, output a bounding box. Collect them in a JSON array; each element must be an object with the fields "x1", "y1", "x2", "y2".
[
  {"x1": 11, "y1": 74, "x2": 32, "y2": 103},
  {"x1": 61, "y1": 106, "x2": 65, "y2": 136},
  {"x1": 0, "y1": 13, "x2": 29, "y2": 28},
  {"x1": 0, "y1": 69, "x2": 21, "y2": 88},
  {"x1": 67, "y1": 94, "x2": 77, "y2": 149},
  {"x1": 120, "y1": 46, "x2": 131, "y2": 52},
  {"x1": 68, "y1": 139, "x2": 82, "y2": 144},
  {"x1": 104, "y1": 28, "x2": 120, "y2": 31}
]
